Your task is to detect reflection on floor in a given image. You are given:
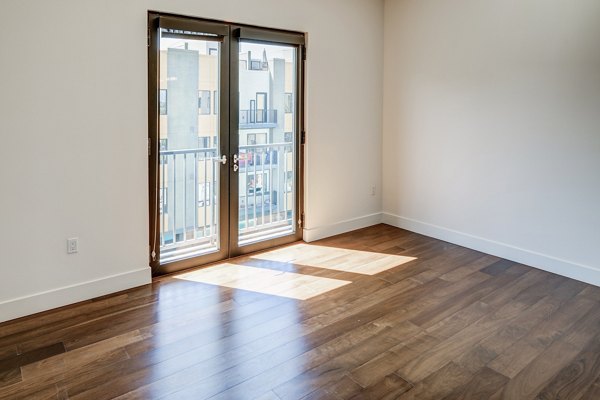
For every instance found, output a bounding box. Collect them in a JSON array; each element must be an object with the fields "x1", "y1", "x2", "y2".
[
  {"x1": 252, "y1": 243, "x2": 417, "y2": 275},
  {"x1": 175, "y1": 263, "x2": 351, "y2": 300}
]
